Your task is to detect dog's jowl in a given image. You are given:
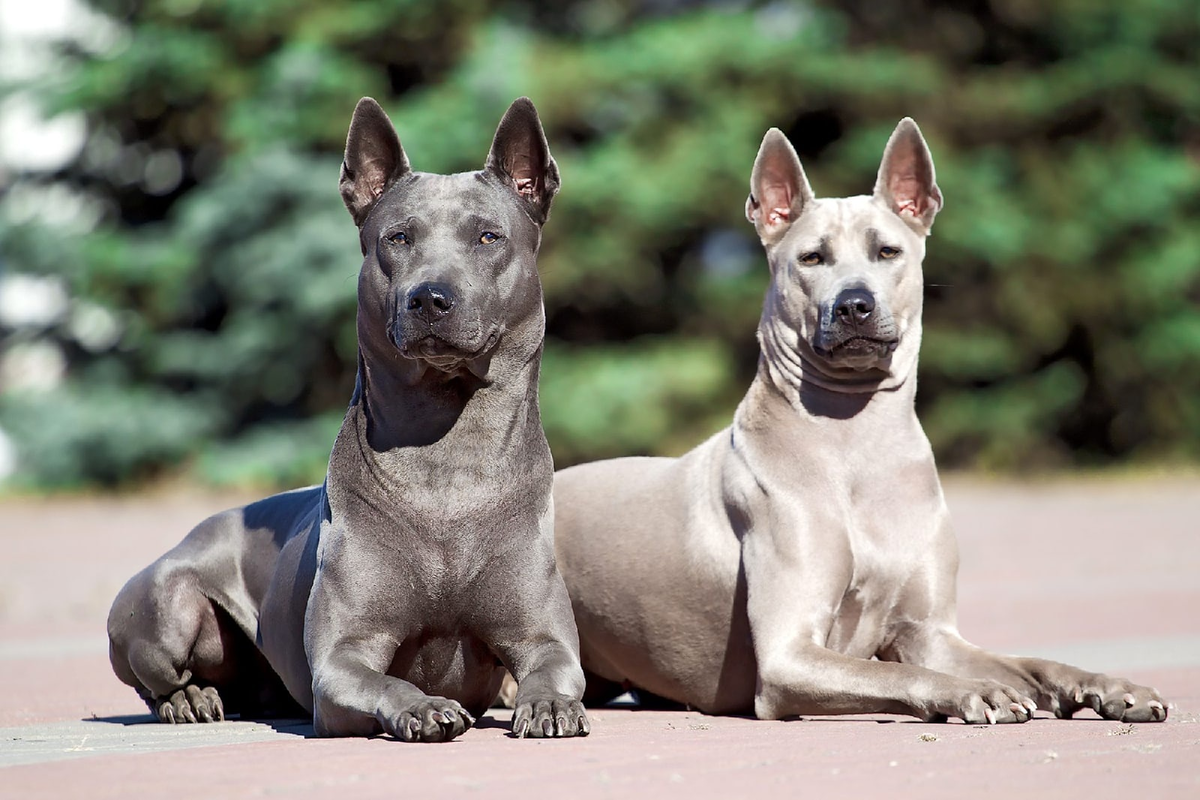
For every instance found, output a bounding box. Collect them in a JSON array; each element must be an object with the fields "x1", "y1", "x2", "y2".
[
  {"x1": 107, "y1": 97, "x2": 589, "y2": 741},
  {"x1": 552, "y1": 119, "x2": 1167, "y2": 724}
]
